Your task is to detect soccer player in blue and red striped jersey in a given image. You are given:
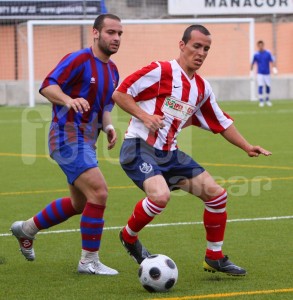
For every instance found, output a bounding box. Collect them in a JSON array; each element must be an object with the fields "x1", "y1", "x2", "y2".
[
  {"x1": 113, "y1": 24, "x2": 272, "y2": 276},
  {"x1": 11, "y1": 13, "x2": 123, "y2": 275}
]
